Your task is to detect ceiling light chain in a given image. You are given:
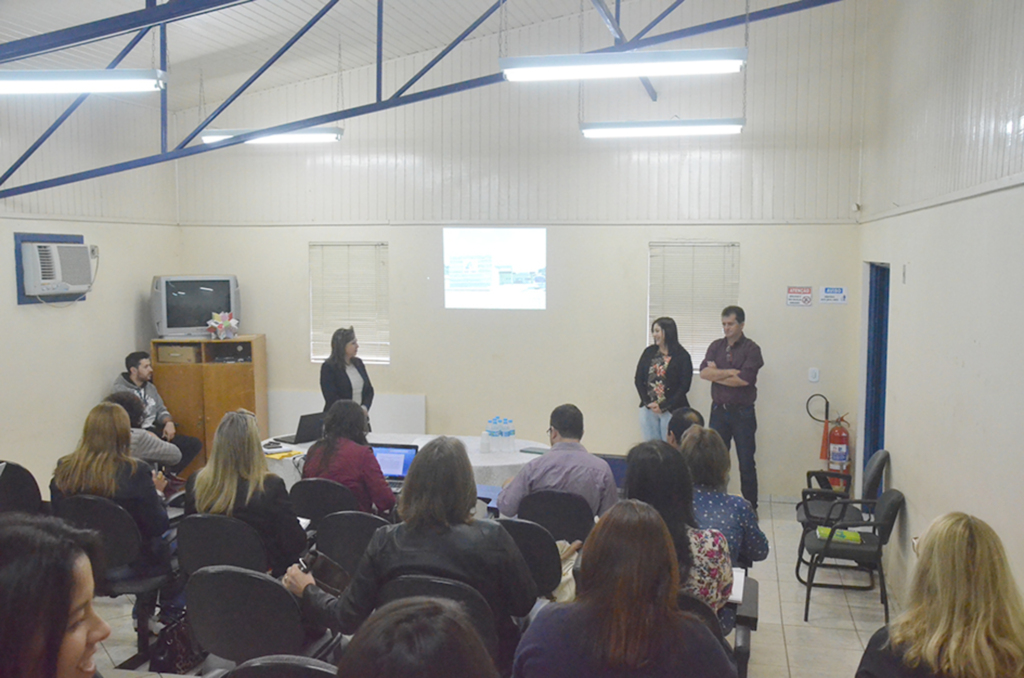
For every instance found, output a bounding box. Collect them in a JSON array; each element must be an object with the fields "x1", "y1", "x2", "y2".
[
  {"x1": 198, "y1": 68, "x2": 206, "y2": 124},
  {"x1": 743, "y1": 0, "x2": 750, "y2": 119},
  {"x1": 337, "y1": 39, "x2": 345, "y2": 112},
  {"x1": 498, "y1": 0, "x2": 509, "y2": 59},
  {"x1": 578, "y1": 0, "x2": 586, "y2": 125}
]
